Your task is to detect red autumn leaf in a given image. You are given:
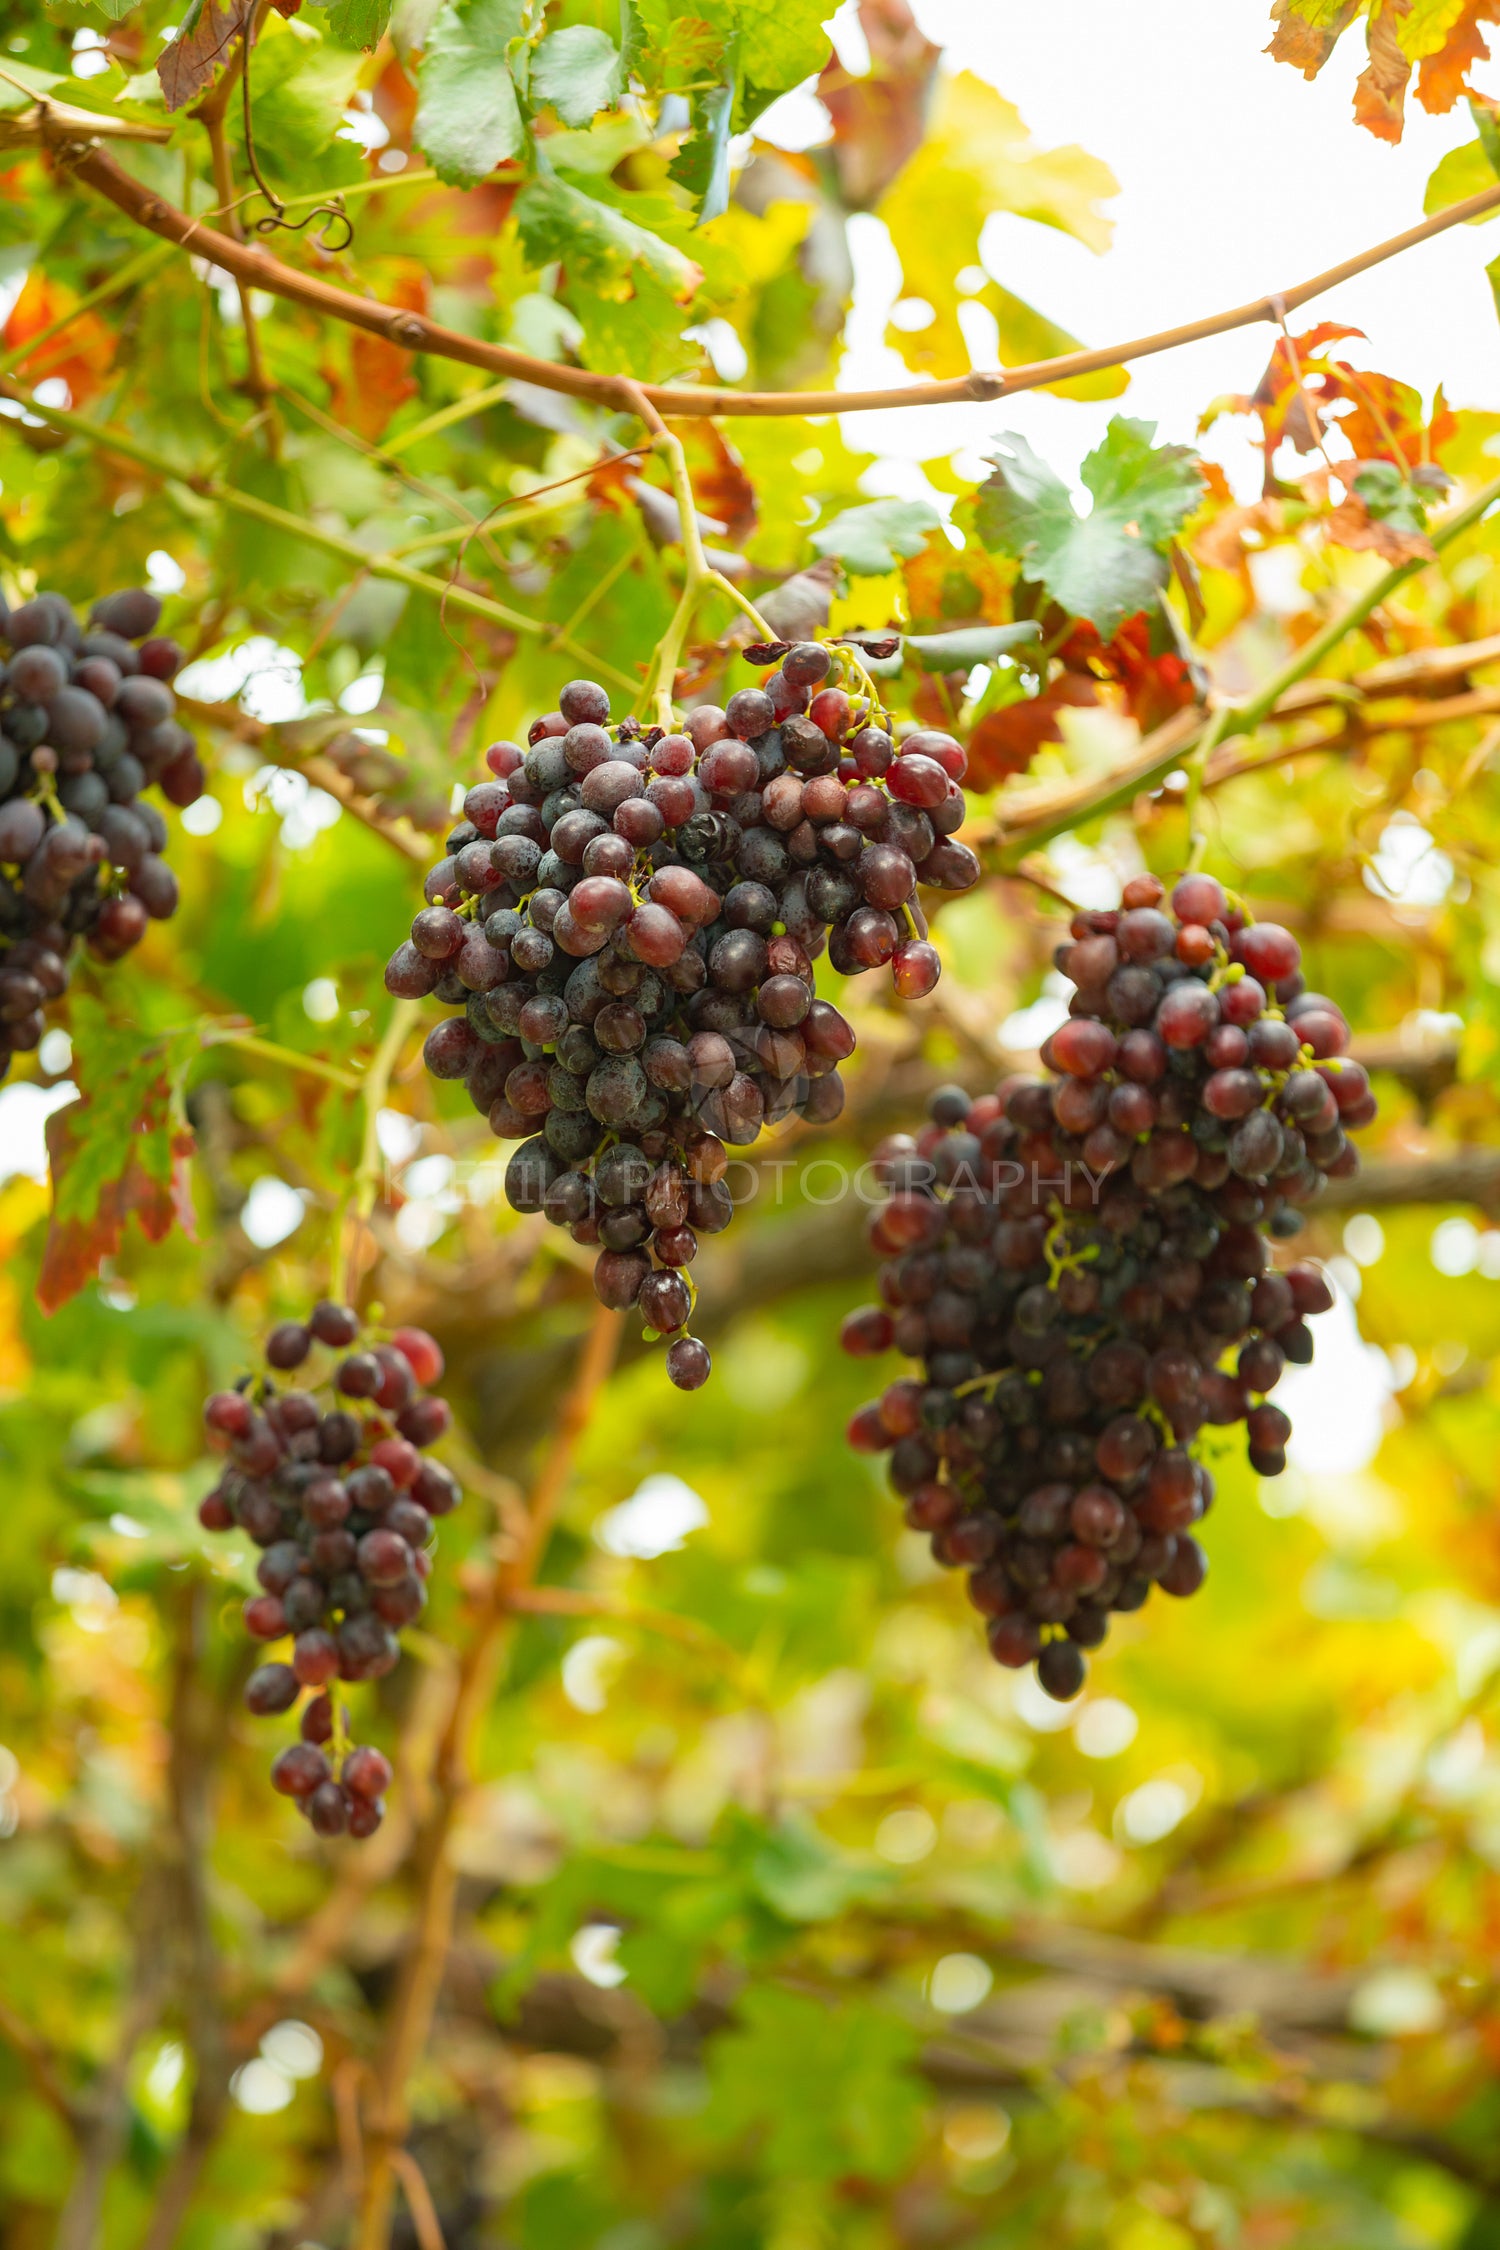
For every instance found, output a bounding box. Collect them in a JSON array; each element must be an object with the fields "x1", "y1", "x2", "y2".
[
  {"x1": 38, "y1": 1002, "x2": 199, "y2": 1317},
  {"x1": 966, "y1": 675, "x2": 1098, "y2": 789},
  {"x1": 1058, "y1": 612, "x2": 1203, "y2": 733},
  {"x1": 912, "y1": 671, "x2": 966, "y2": 730},
  {"x1": 1338, "y1": 368, "x2": 1457, "y2": 470},
  {"x1": 818, "y1": 0, "x2": 942, "y2": 210},
  {"x1": 158, "y1": 0, "x2": 253, "y2": 112},
  {"x1": 682, "y1": 423, "x2": 758, "y2": 546}
]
